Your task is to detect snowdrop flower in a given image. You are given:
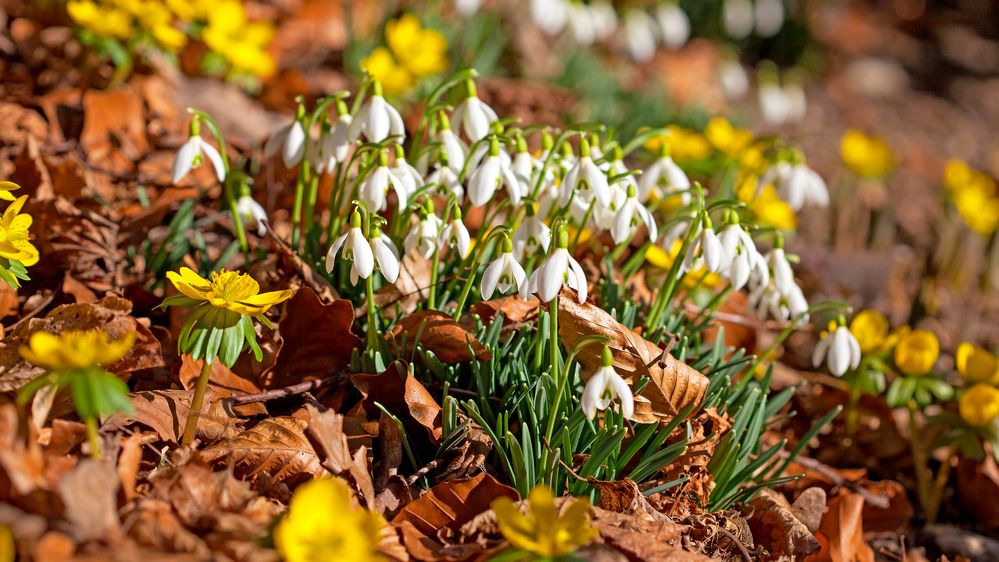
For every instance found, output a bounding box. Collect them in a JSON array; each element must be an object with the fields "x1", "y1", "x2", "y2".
[
  {"x1": 513, "y1": 203, "x2": 551, "y2": 260},
  {"x1": 758, "y1": 81, "x2": 789, "y2": 125},
  {"x1": 438, "y1": 208, "x2": 471, "y2": 258},
  {"x1": 568, "y1": 3, "x2": 598, "y2": 45},
  {"x1": 718, "y1": 57, "x2": 749, "y2": 101},
  {"x1": 314, "y1": 102, "x2": 353, "y2": 174},
  {"x1": 360, "y1": 152, "x2": 412, "y2": 212},
  {"x1": 591, "y1": 1, "x2": 618, "y2": 40},
  {"x1": 521, "y1": 227, "x2": 587, "y2": 303},
  {"x1": 759, "y1": 161, "x2": 829, "y2": 211},
  {"x1": 784, "y1": 81, "x2": 807, "y2": 123},
  {"x1": 560, "y1": 137, "x2": 611, "y2": 208},
  {"x1": 390, "y1": 145, "x2": 424, "y2": 200},
  {"x1": 639, "y1": 146, "x2": 691, "y2": 203},
  {"x1": 754, "y1": 0, "x2": 785, "y2": 37},
  {"x1": 326, "y1": 210, "x2": 374, "y2": 285},
  {"x1": 405, "y1": 203, "x2": 443, "y2": 259},
  {"x1": 511, "y1": 135, "x2": 538, "y2": 189},
  {"x1": 369, "y1": 228, "x2": 400, "y2": 284},
  {"x1": 172, "y1": 123, "x2": 225, "y2": 184},
  {"x1": 766, "y1": 245, "x2": 795, "y2": 296},
  {"x1": 657, "y1": 3, "x2": 690, "y2": 49},
  {"x1": 813, "y1": 320, "x2": 862, "y2": 376},
  {"x1": 451, "y1": 79, "x2": 498, "y2": 142},
  {"x1": 235, "y1": 193, "x2": 268, "y2": 236},
  {"x1": 660, "y1": 218, "x2": 690, "y2": 250},
  {"x1": 582, "y1": 347, "x2": 634, "y2": 420},
  {"x1": 682, "y1": 220, "x2": 725, "y2": 273},
  {"x1": 265, "y1": 109, "x2": 307, "y2": 168},
  {"x1": 623, "y1": 9, "x2": 658, "y2": 63},
  {"x1": 723, "y1": 0, "x2": 754, "y2": 40},
  {"x1": 348, "y1": 81, "x2": 405, "y2": 143},
  {"x1": 717, "y1": 221, "x2": 766, "y2": 290},
  {"x1": 468, "y1": 137, "x2": 525, "y2": 206},
  {"x1": 427, "y1": 162, "x2": 464, "y2": 201},
  {"x1": 612, "y1": 184, "x2": 658, "y2": 244},
  {"x1": 747, "y1": 276, "x2": 809, "y2": 323},
  {"x1": 481, "y1": 237, "x2": 527, "y2": 299},
  {"x1": 417, "y1": 112, "x2": 467, "y2": 175},
  {"x1": 455, "y1": 0, "x2": 482, "y2": 17},
  {"x1": 531, "y1": 0, "x2": 569, "y2": 35}
]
